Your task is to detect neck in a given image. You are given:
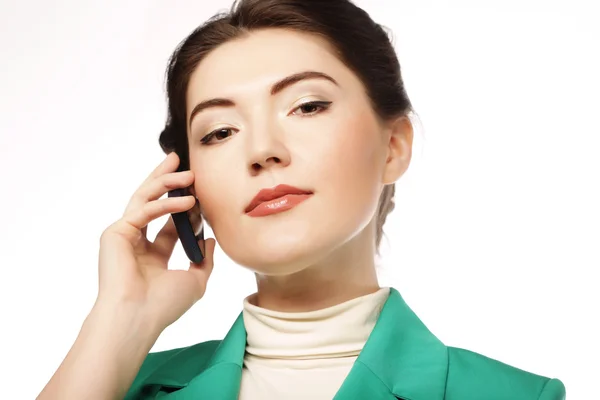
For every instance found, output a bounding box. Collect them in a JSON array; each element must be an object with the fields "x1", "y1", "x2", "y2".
[{"x1": 252, "y1": 221, "x2": 380, "y2": 312}]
